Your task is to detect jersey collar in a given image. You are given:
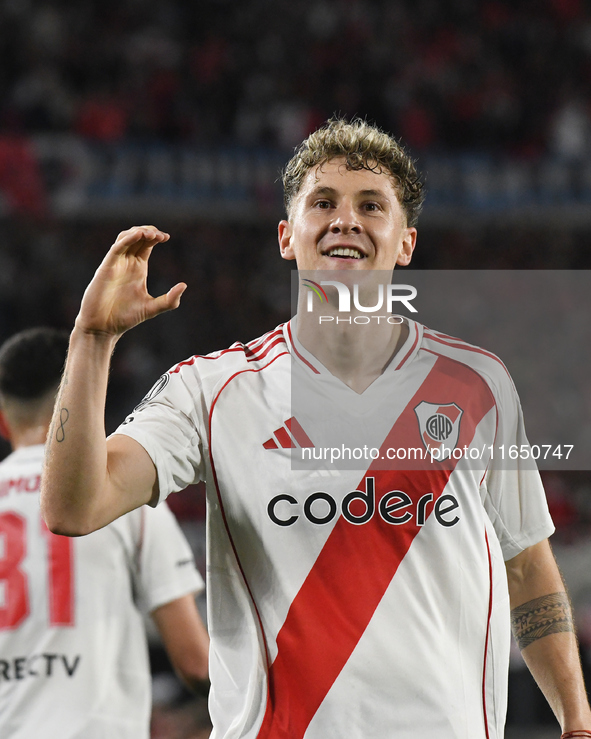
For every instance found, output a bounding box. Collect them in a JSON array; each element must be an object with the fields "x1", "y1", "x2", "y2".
[{"x1": 283, "y1": 316, "x2": 423, "y2": 379}]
